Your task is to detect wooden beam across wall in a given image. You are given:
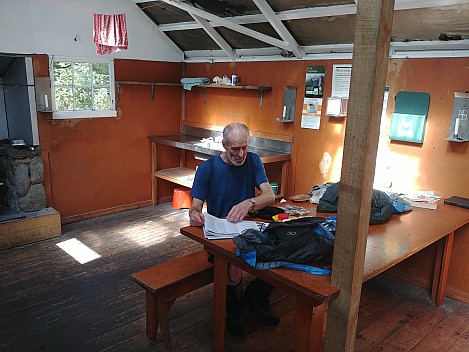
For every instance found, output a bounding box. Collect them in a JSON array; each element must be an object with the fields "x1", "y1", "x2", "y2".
[{"x1": 324, "y1": 1, "x2": 395, "y2": 351}]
